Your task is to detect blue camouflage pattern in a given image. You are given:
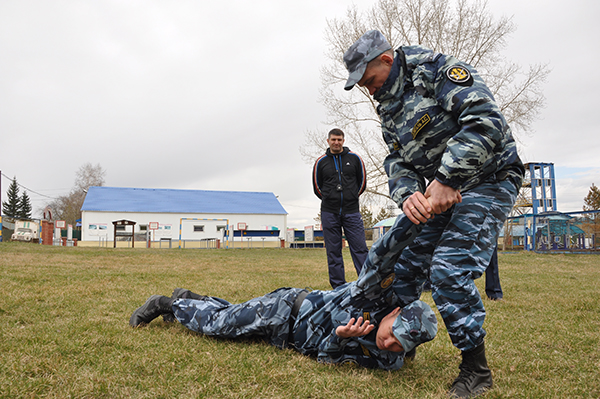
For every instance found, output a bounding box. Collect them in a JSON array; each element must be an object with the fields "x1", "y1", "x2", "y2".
[
  {"x1": 173, "y1": 287, "x2": 305, "y2": 349},
  {"x1": 364, "y1": 41, "x2": 524, "y2": 351},
  {"x1": 344, "y1": 30, "x2": 392, "y2": 90},
  {"x1": 375, "y1": 45, "x2": 524, "y2": 208},
  {"x1": 173, "y1": 216, "x2": 432, "y2": 370},
  {"x1": 393, "y1": 299, "x2": 438, "y2": 353},
  {"x1": 393, "y1": 175, "x2": 520, "y2": 350}
]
